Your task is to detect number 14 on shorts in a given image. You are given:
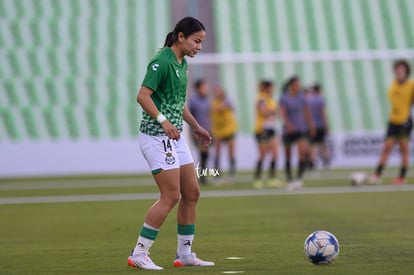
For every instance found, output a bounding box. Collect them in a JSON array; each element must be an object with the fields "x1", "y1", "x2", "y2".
[
  {"x1": 162, "y1": 139, "x2": 173, "y2": 152},
  {"x1": 162, "y1": 139, "x2": 176, "y2": 166}
]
